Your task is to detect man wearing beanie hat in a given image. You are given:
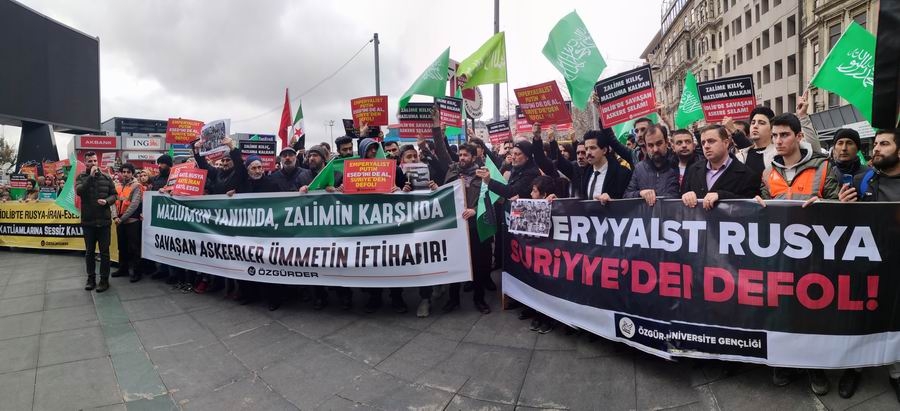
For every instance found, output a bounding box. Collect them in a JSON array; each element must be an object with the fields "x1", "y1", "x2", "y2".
[
  {"x1": 244, "y1": 155, "x2": 278, "y2": 192},
  {"x1": 259, "y1": 143, "x2": 314, "y2": 310},
  {"x1": 270, "y1": 146, "x2": 313, "y2": 192},
  {"x1": 191, "y1": 136, "x2": 249, "y2": 295},
  {"x1": 476, "y1": 137, "x2": 540, "y2": 200},
  {"x1": 146, "y1": 153, "x2": 178, "y2": 282},
  {"x1": 230, "y1": 154, "x2": 277, "y2": 306},
  {"x1": 295, "y1": 144, "x2": 338, "y2": 311},
  {"x1": 829, "y1": 128, "x2": 867, "y2": 182},
  {"x1": 151, "y1": 154, "x2": 173, "y2": 191}
]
